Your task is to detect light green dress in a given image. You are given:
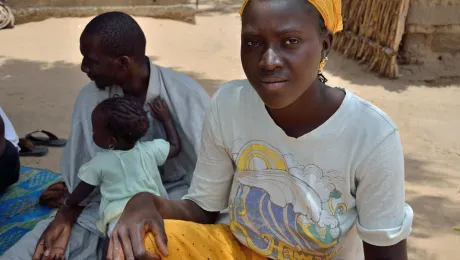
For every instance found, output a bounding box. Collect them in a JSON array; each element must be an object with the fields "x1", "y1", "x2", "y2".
[{"x1": 78, "y1": 140, "x2": 170, "y2": 235}]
